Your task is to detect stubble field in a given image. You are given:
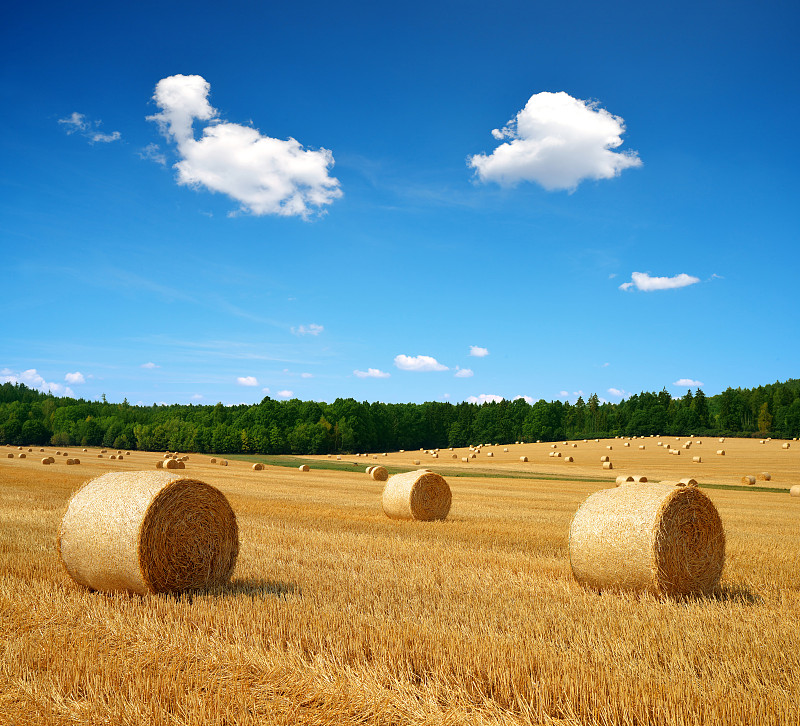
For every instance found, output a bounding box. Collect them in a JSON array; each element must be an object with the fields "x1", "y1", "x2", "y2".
[{"x1": 1, "y1": 436, "x2": 799, "y2": 725}]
